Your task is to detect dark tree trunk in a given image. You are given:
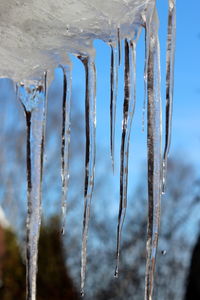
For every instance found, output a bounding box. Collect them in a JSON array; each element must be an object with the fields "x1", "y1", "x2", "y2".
[{"x1": 185, "y1": 234, "x2": 200, "y2": 300}]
